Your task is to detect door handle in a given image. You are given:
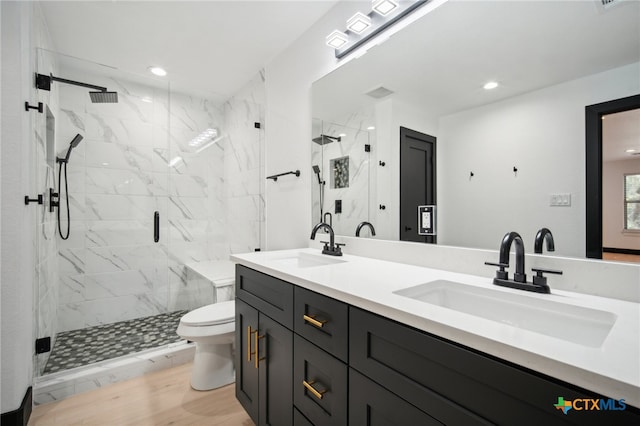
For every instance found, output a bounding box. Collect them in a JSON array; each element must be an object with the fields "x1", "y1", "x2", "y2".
[
  {"x1": 303, "y1": 380, "x2": 327, "y2": 400},
  {"x1": 154, "y1": 211, "x2": 159, "y2": 242}
]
